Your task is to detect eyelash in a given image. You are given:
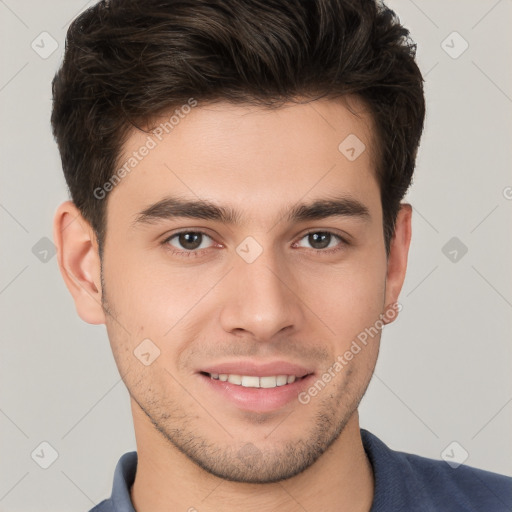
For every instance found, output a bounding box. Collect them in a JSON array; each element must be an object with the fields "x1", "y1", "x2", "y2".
[{"x1": 161, "y1": 229, "x2": 349, "y2": 258}]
